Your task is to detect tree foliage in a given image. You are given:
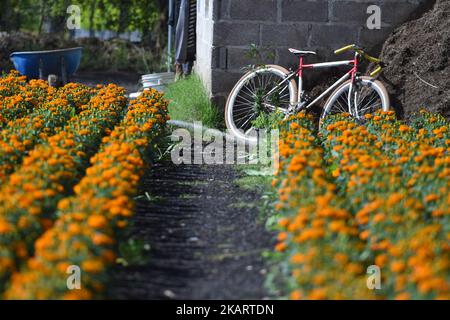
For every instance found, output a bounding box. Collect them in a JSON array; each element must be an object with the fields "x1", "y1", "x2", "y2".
[{"x1": 0, "y1": 0, "x2": 168, "y2": 47}]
